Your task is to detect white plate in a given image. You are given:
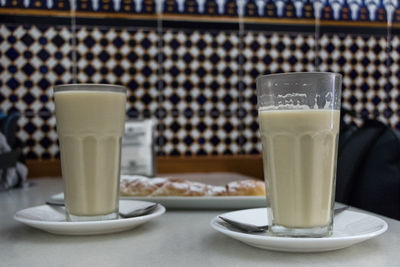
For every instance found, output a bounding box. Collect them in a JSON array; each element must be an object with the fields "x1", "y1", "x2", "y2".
[
  {"x1": 51, "y1": 193, "x2": 267, "y2": 209},
  {"x1": 122, "y1": 196, "x2": 266, "y2": 209},
  {"x1": 14, "y1": 200, "x2": 165, "y2": 235},
  {"x1": 210, "y1": 208, "x2": 388, "y2": 252}
]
